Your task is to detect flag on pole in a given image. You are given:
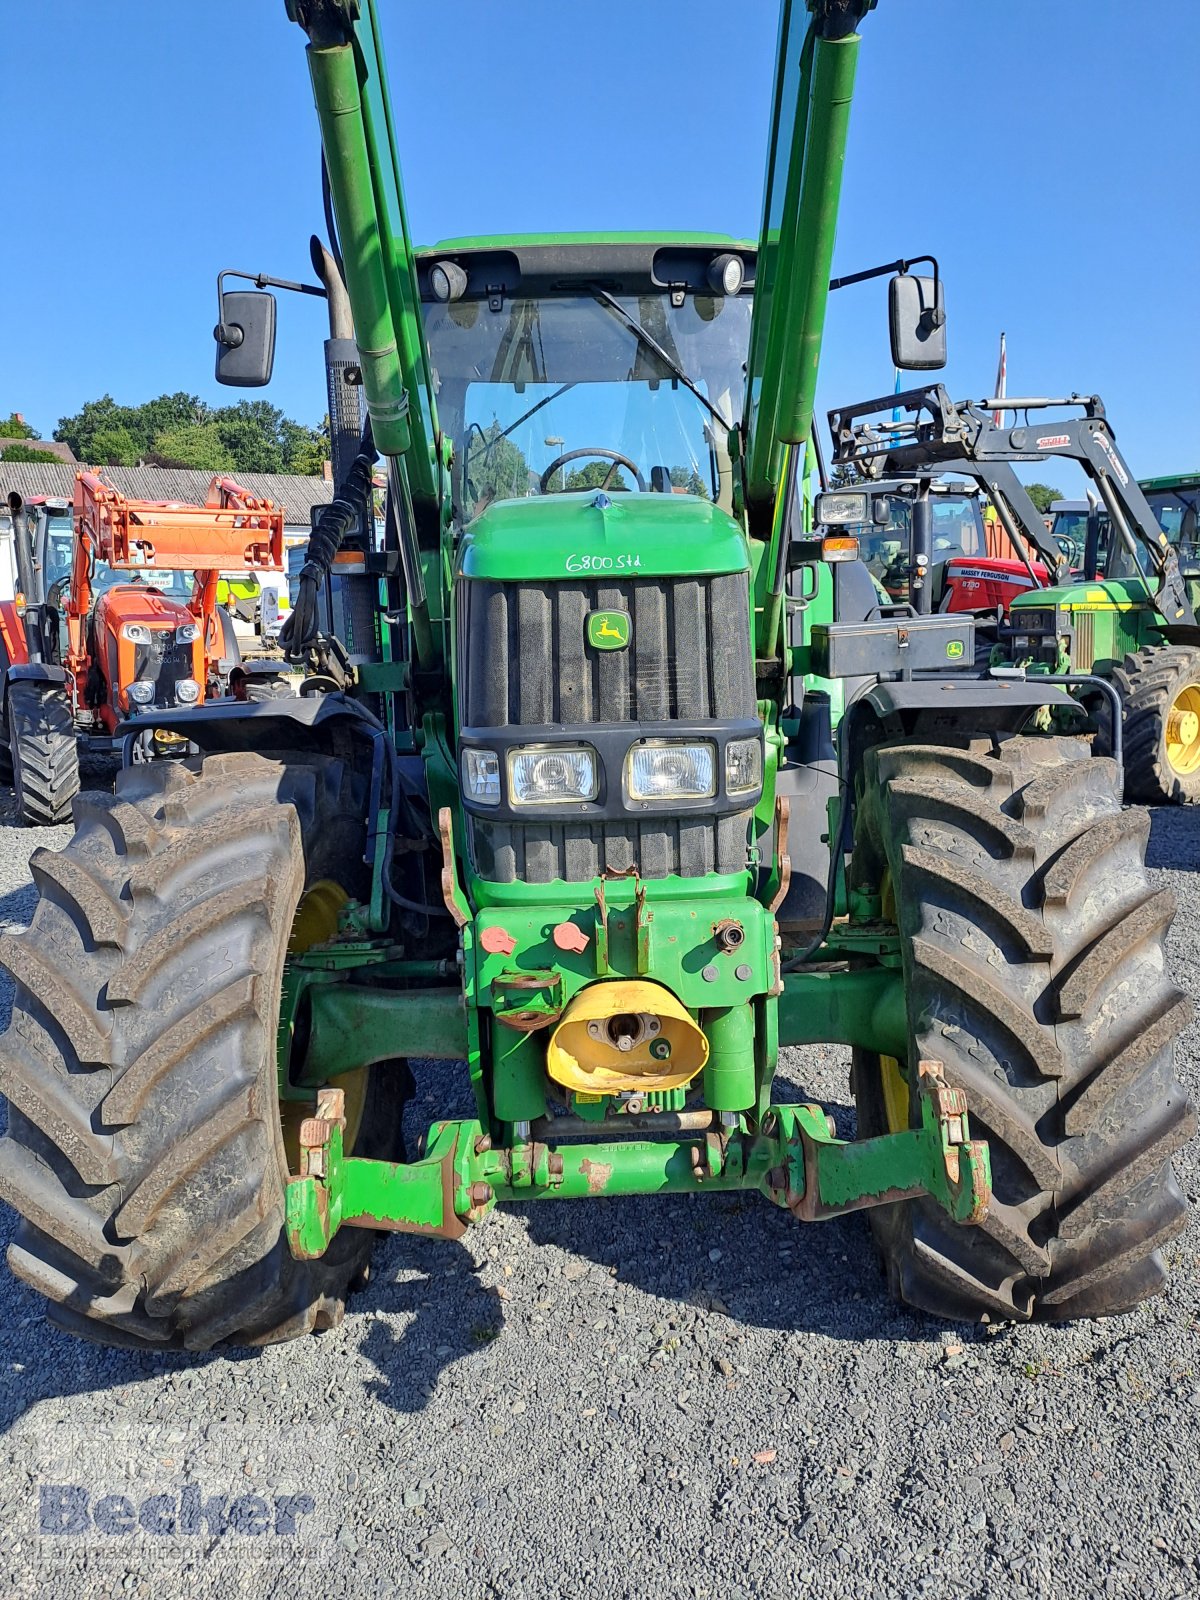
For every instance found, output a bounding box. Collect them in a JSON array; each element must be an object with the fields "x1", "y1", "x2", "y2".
[
  {"x1": 891, "y1": 366, "x2": 902, "y2": 425},
  {"x1": 992, "y1": 332, "x2": 1007, "y2": 426}
]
